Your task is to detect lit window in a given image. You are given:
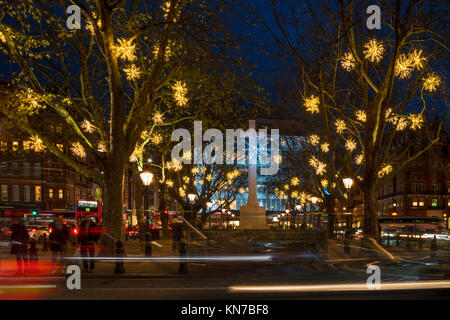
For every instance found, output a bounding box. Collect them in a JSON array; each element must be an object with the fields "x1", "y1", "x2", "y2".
[
  {"x1": 35, "y1": 186, "x2": 41, "y2": 202},
  {"x1": 432, "y1": 199, "x2": 438, "y2": 207},
  {"x1": 23, "y1": 141, "x2": 31, "y2": 151},
  {"x1": 49, "y1": 188, "x2": 53, "y2": 199},
  {"x1": 57, "y1": 144, "x2": 64, "y2": 152},
  {"x1": 419, "y1": 201, "x2": 424, "y2": 207},
  {"x1": 1, "y1": 185, "x2": 8, "y2": 201},
  {"x1": 59, "y1": 189, "x2": 63, "y2": 199},
  {"x1": 12, "y1": 141, "x2": 19, "y2": 151},
  {"x1": 412, "y1": 201, "x2": 418, "y2": 206},
  {"x1": 0, "y1": 141, "x2": 7, "y2": 152}
]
